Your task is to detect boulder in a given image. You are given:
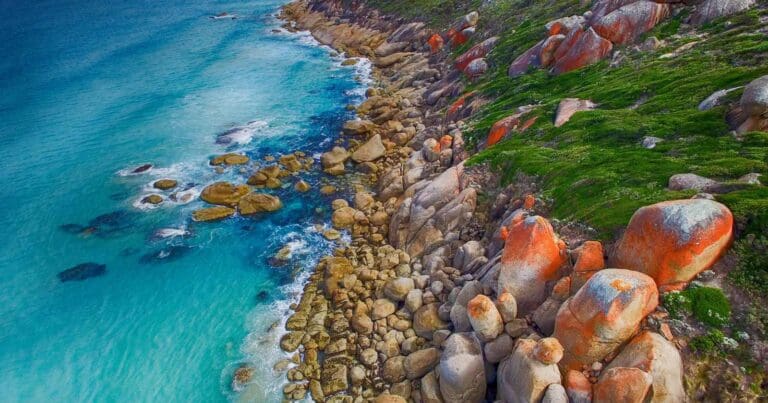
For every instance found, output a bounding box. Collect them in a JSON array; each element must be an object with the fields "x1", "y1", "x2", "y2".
[
  {"x1": 354, "y1": 191, "x2": 375, "y2": 210},
  {"x1": 552, "y1": 28, "x2": 613, "y2": 75},
  {"x1": 200, "y1": 182, "x2": 250, "y2": 206},
  {"x1": 553, "y1": 269, "x2": 659, "y2": 371},
  {"x1": 323, "y1": 257, "x2": 354, "y2": 297},
  {"x1": 484, "y1": 333, "x2": 515, "y2": 363},
  {"x1": 153, "y1": 179, "x2": 177, "y2": 190},
  {"x1": 210, "y1": 153, "x2": 249, "y2": 166},
  {"x1": 450, "y1": 304, "x2": 472, "y2": 332},
  {"x1": 374, "y1": 395, "x2": 407, "y2": 403},
  {"x1": 141, "y1": 194, "x2": 163, "y2": 205},
  {"x1": 383, "y1": 356, "x2": 407, "y2": 383},
  {"x1": 237, "y1": 193, "x2": 282, "y2": 215},
  {"x1": 668, "y1": 173, "x2": 719, "y2": 192},
  {"x1": 332, "y1": 206, "x2": 357, "y2": 229},
  {"x1": 375, "y1": 41, "x2": 409, "y2": 57},
  {"x1": 352, "y1": 134, "x2": 385, "y2": 162},
  {"x1": 534, "y1": 338, "x2": 564, "y2": 365},
  {"x1": 385, "y1": 277, "x2": 415, "y2": 302},
  {"x1": 372, "y1": 298, "x2": 397, "y2": 320},
  {"x1": 467, "y1": 294, "x2": 504, "y2": 341},
  {"x1": 592, "y1": 1, "x2": 671, "y2": 45},
  {"x1": 464, "y1": 58, "x2": 488, "y2": 78},
  {"x1": 497, "y1": 292, "x2": 518, "y2": 322},
  {"x1": 546, "y1": 15, "x2": 586, "y2": 36},
  {"x1": 405, "y1": 289, "x2": 423, "y2": 313},
  {"x1": 740, "y1": 74, "x2": 768, "y2": 116},
  {"x1": 321, "y1": 146, "x2": 349, "y2": 169},
  {"x1": 438, "y1": 333, "x2": 486, "y2": 403},
  {"x1": 414, "y1": 303, "x2": 449, "y2": 339},
  {"x1": 571, "y1": 240, "x2": 605, "y2": 293},
  {"x1": 691, "y1": 0, "x2": 756, "y2": 25},
  {"x1": 192, "y1": 206, "x2": 235, "y2": 222},
  {"x1": 609, "y1": 199, "x2": 734, "y2": 290},
  {"x1": 497, "y1": 216, "x2": 567, "y2": 314},
  {"x1": 484, "y1": 109, "x2": 538, "y2": 148},
  {"x1": 421, "y1": 370, "x2": 444, "y2": 403},
  {"x1": 508, "y1": 40, "x2": 543, "y2": 77},
  {"x1": 428, "y1": 33, "x2": 444, "y2": 53},
  {"x1": 540, "y1": 34, "x2": 567, "y2": 68},
  {"x1": 321, "y1": 362, "x2": 349, "y2": 395},
  {"x1": 497, "y1": 338, "x2": 562, "y2": 403},
  {"x1": 455, "y1": 37, "x2": 499, "y2": 72},
  {"x1": 543, "y1": 384, "x2": 569, "y2": 403},
  {"x1": 294, "y1": 180, "x2": 311, "y2": 192},
  {"x1": 554, "y1": 98, "x2": 597, "y2": 127},
  {"x1": 589, "y1": 0, "x2": 637, "y2": 23},
  {"x1": 405, "y1": 348, "x2": 440, "y2": 379},
  {"x1": 593, "y1": 367, "x2": 653, "y2": 403},
  {"x1": 605, "y1": 331, "x2": 684, "y2": 402},
  {"x1": 565, "y1": 370, "x2": 593, "y2": 403},
  {"x1": 343, "y1": 119, "x2": 376, "y2": 135}
]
